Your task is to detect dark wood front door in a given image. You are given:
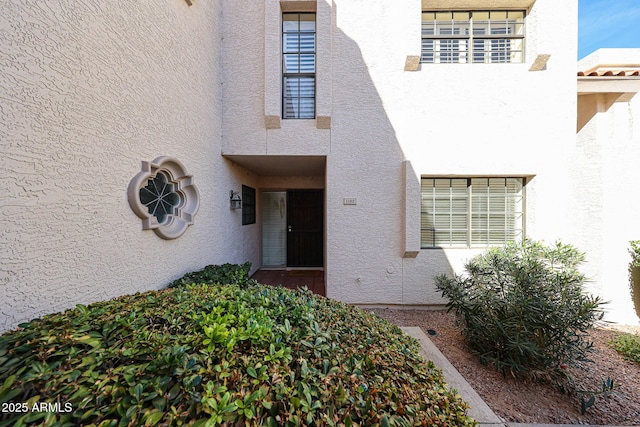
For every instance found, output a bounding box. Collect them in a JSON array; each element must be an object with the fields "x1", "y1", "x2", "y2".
[{"x1": 287, "y1": 190, "x2": 323, "y2": 267}]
